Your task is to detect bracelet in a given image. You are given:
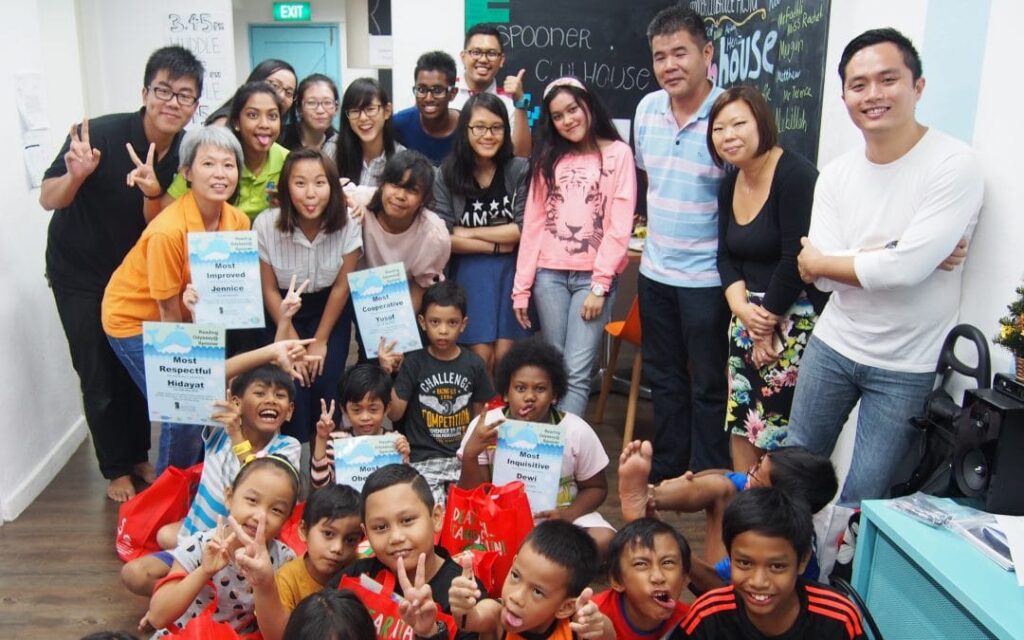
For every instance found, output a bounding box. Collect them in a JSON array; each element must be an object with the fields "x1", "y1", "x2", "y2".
[
  {"x1": 492, "y1": 242, "x2": 500, "y2": 255},
  {"x1": 143, "y1": 190, "x2": 164, "y2": 201},
  {"x1": 232, "y1": 440, "x2": 253, "y2": 457}
]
